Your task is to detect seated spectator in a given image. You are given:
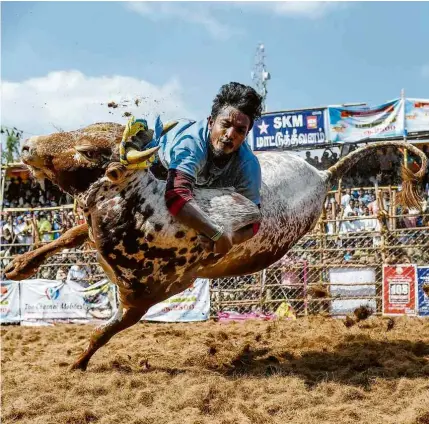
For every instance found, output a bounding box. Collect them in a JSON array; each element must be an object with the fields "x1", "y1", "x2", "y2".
[{"x1": 67, "y1": 263, "x2": 91, "y2": 289}]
